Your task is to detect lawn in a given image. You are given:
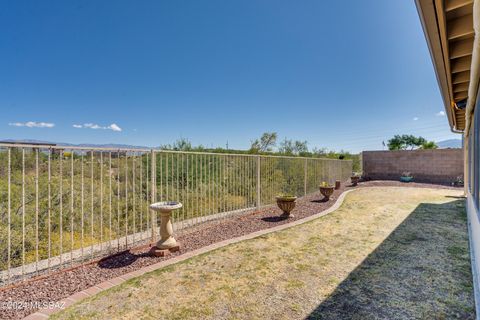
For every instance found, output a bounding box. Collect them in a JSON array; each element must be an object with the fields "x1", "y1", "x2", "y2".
[{"x1": 52, "y1": 187, "x2": 475, "y2": 320}]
